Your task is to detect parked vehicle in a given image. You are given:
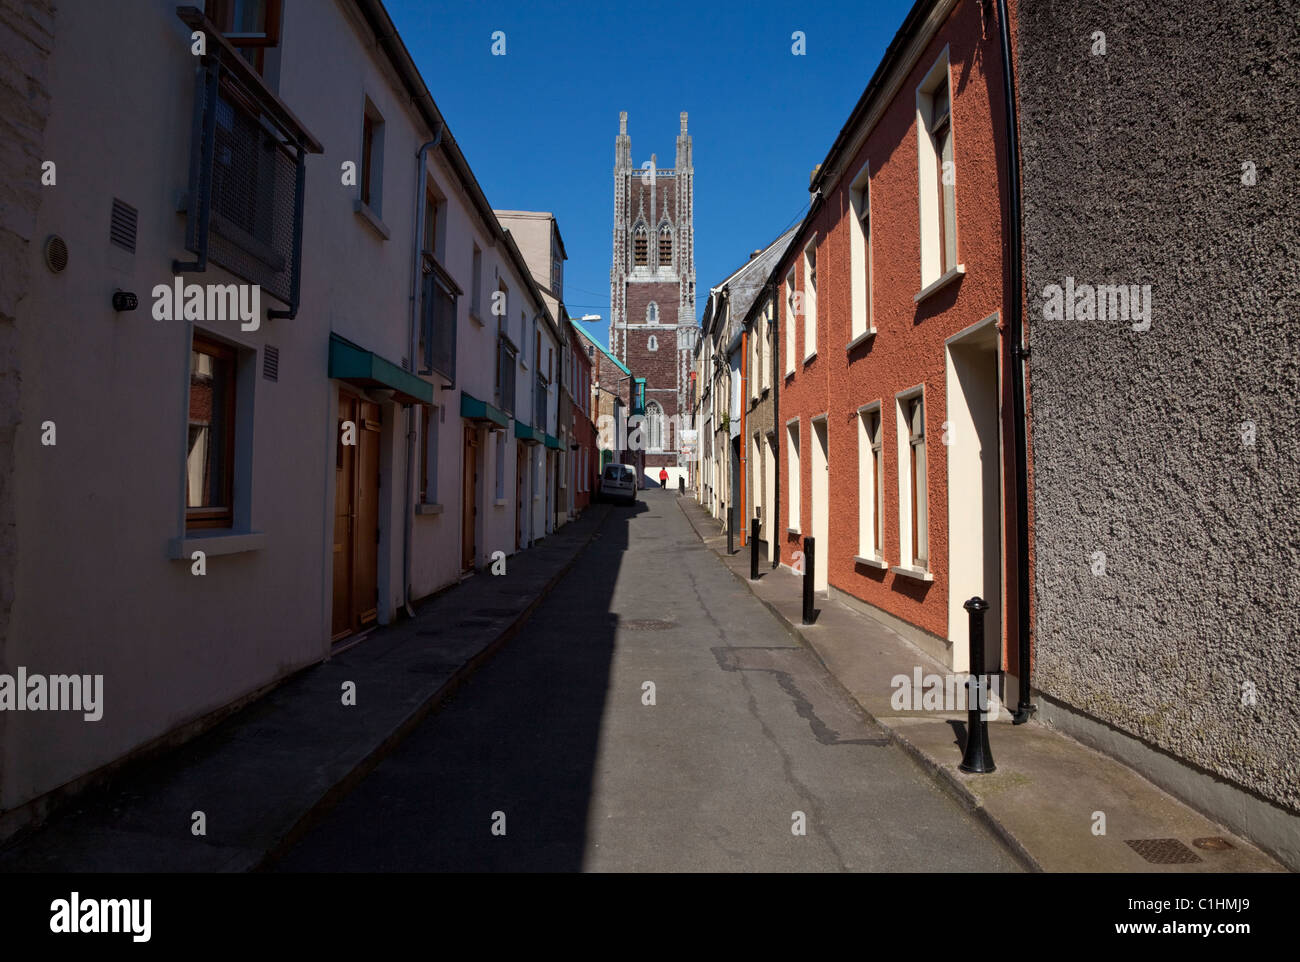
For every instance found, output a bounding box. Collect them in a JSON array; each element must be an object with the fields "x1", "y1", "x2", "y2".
[{"x1": 599, "y1": 463, "x2": 637, "y2": 505}]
